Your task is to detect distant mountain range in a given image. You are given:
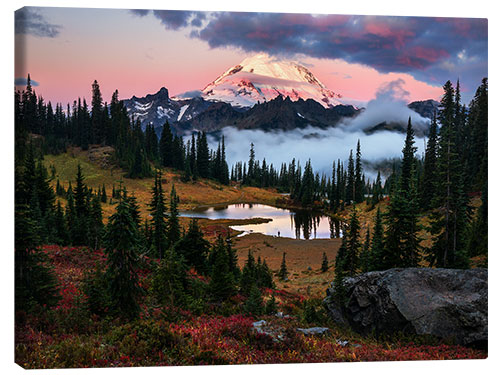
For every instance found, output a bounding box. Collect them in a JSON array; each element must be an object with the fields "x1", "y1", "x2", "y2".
[{"x1": 123, "y1": 54, "x2": 438, "y2": 135}]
